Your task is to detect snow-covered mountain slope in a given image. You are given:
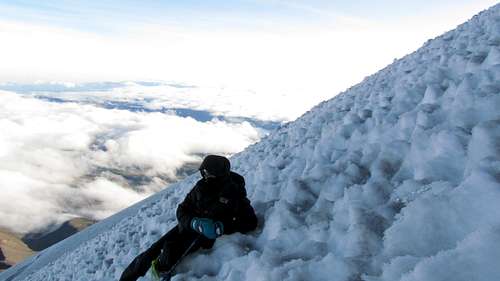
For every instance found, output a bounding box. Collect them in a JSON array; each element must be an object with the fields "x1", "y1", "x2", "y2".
[{"x1": 2, "y1": 4, "x2": 500, "y2": 281}]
